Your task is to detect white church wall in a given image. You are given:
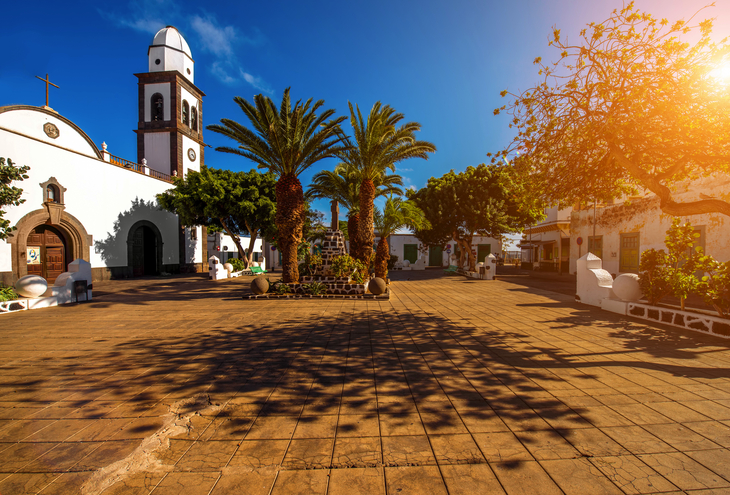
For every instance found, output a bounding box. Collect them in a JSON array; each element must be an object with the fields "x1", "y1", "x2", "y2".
[
  {"x1": 0, "y1": 242, "x2": 10, "y2": 273},
  {"x1": 144, "y1": 133, "x2": 171, "y2": 174},
  {"x1": 143, "y1": 83, "x2": 171, "y2": 122},
  {"x1": 180, "y1": 87, "x2": 198, "y2": 115},
  {"x1": 0, "y1": 109, "x2": 98, "y2": 158},
  {"x1": 2, "y1": 125, "x2": 180, "y2": 271},
  {"x1": 181, "y1": 134, "x2": 200, "y2": 174}
]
